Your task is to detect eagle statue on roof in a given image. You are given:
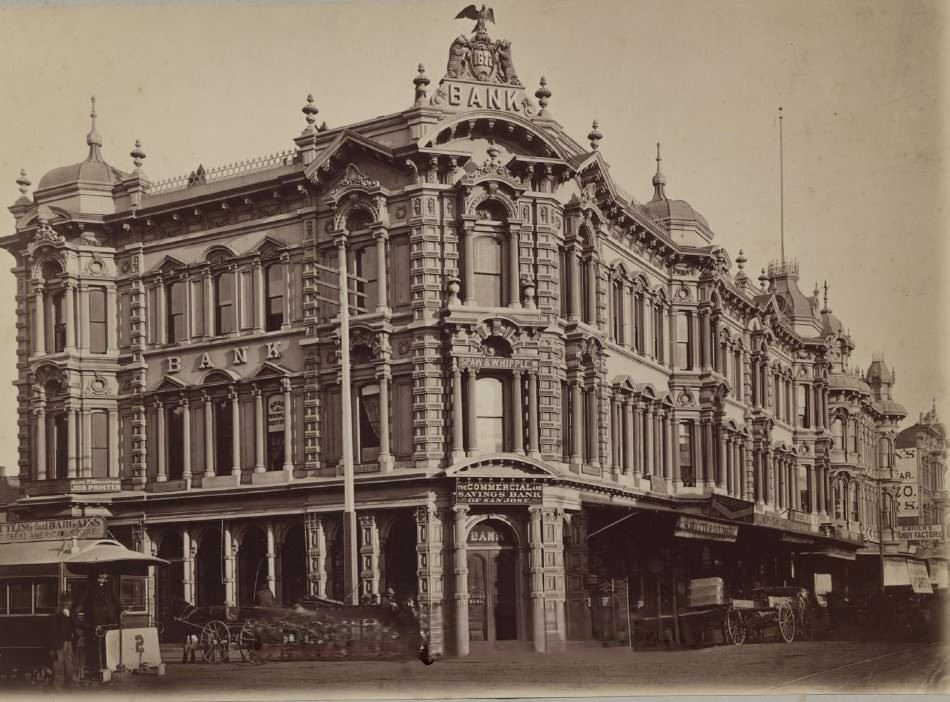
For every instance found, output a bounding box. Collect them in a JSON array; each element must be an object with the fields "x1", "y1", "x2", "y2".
[{"x1": 455, "y1": 4, "x2": 495, "y2": 34}]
